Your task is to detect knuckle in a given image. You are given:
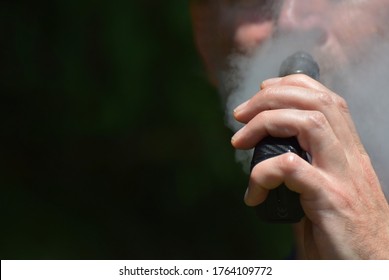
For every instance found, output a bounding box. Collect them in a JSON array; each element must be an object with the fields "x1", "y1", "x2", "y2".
[
  {"x1": 316, "y1": 91, "x2": 349, "y2": 113},
  {"x1": 304, "y1": 111, "x2": 327, "y2": 130},
  {"x1": 317, "y1": 91, "x2": 334, "y2": 106},
  {"x1": 261, "y1": 86, "x2": 279, "y2": 98},
  {"x1": 261, "y1": 86, "x2": 273, "y2": 95},
  {"x1": 335, "y1": 95, "x2": 349, "y2": 112},
  {"x1": 279, "y1": 153, "x2": 301, "y2": 174}
]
